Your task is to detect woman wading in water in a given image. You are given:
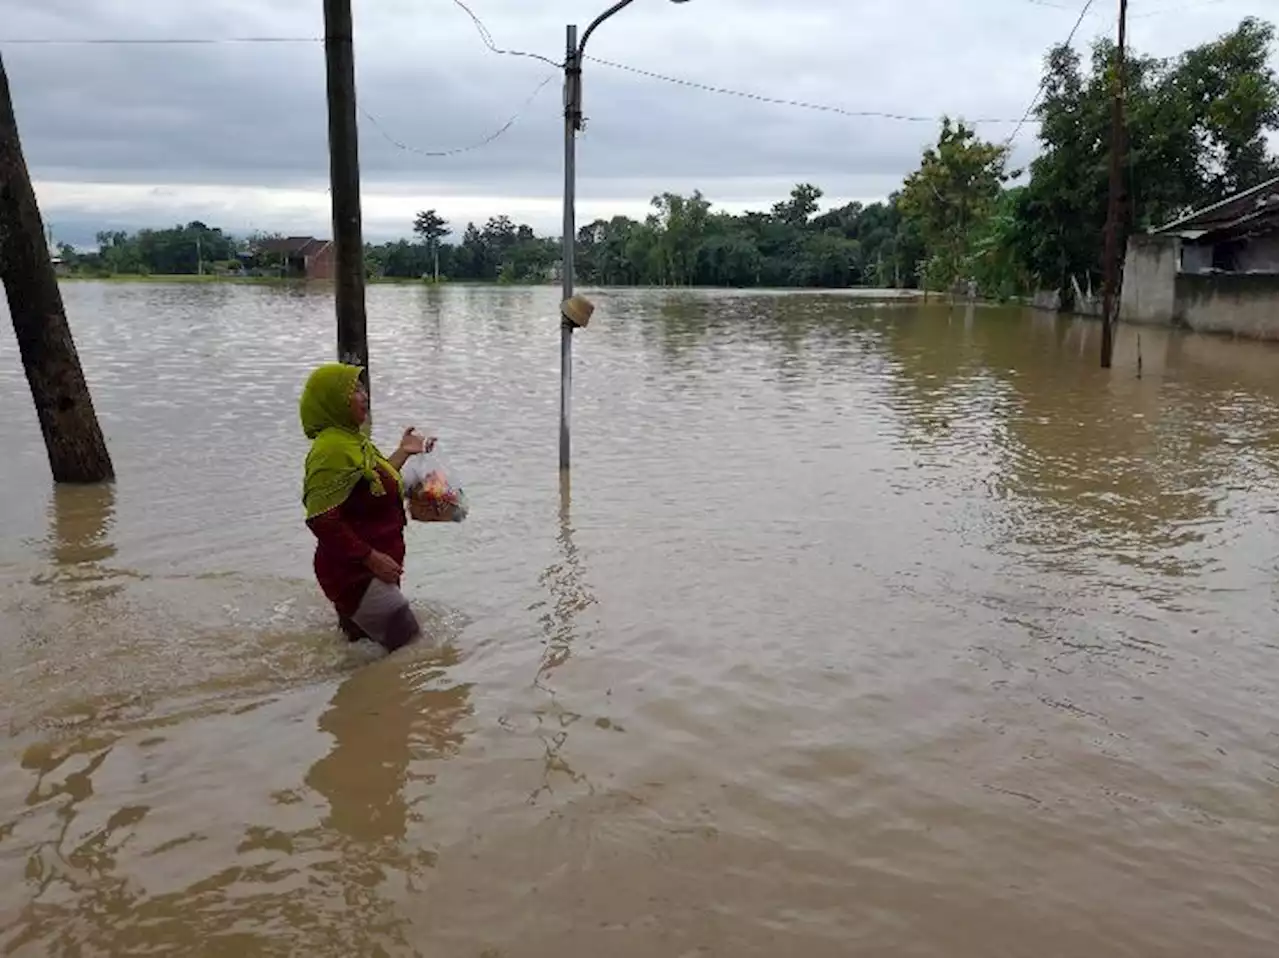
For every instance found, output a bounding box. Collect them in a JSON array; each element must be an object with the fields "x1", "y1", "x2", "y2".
[{"x1": 300, "y1": 363, "x2": 431, "y2": 652}]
